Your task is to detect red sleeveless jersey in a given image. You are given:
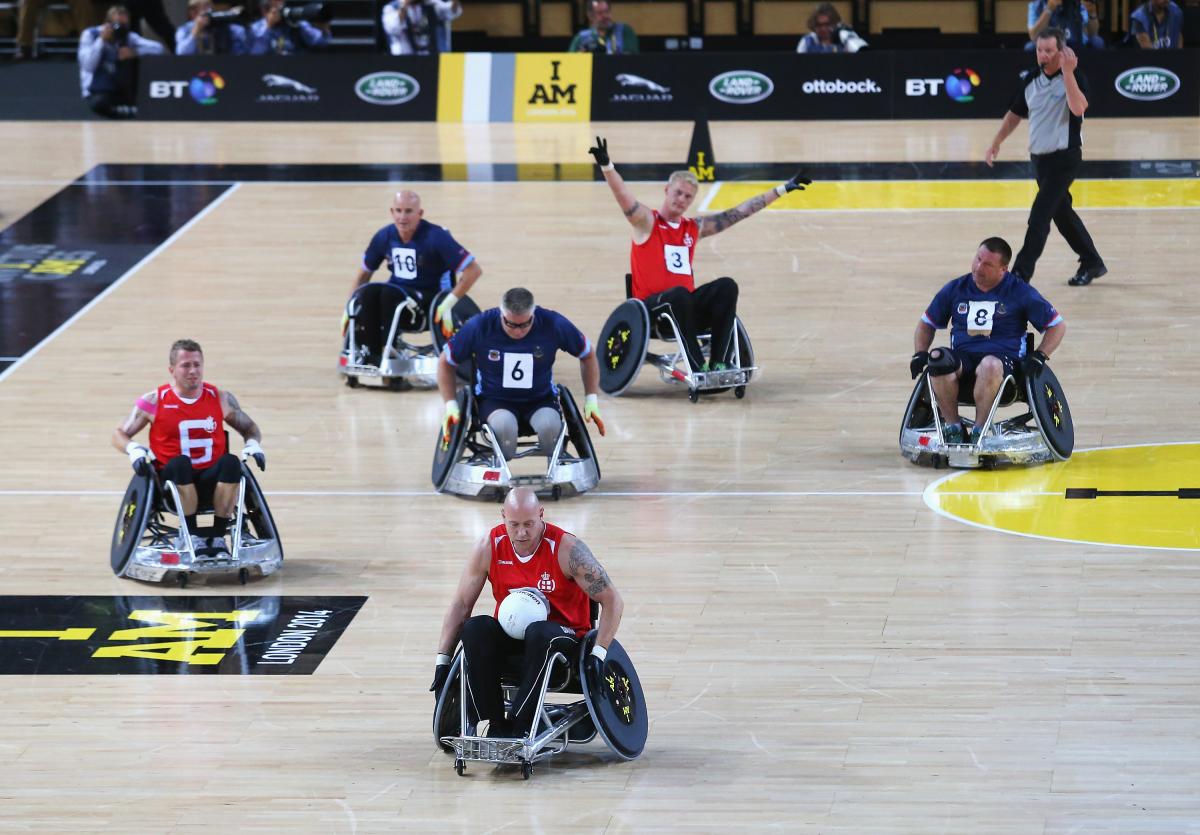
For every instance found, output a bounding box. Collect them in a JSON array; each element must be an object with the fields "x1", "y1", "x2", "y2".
[
  {"x1": 488, "y1": 522, "x2": 591, "y2": 637},
  {"x1": 148, "y1": 383, "x2": 226, "y2": 471},
  {"x1": 629, "y1": 210, "x2": 699, "y2": 300}
]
